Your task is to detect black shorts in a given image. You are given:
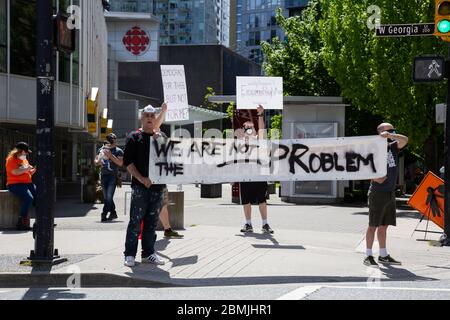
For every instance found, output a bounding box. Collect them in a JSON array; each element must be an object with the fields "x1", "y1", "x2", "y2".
[
  {"x1": 368, "y1": 190, "x2": 397, "y2": 227},
  {"x1": 240, "y1": 182, "x2": 268, "y2": 205}
]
